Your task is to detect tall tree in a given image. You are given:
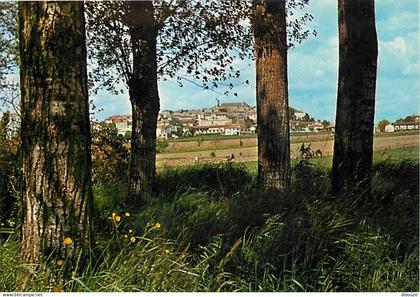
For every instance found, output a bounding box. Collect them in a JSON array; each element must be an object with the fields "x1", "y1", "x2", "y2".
[
  {"x1": 331, "y1": 0, "x2": 378, "y2": 194},
  {"x1": 86, "y1": 1, "x2": 251, "y2": 206},
  {"x1": 18, "y1": 1, "x2": 93, "y2": 284},
  {"x1": 126, "y1": 1, "x2": 160, "y2": 203},
  {"x1": 252, "y1": 0, "x2": 290, "y2": 190}
]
